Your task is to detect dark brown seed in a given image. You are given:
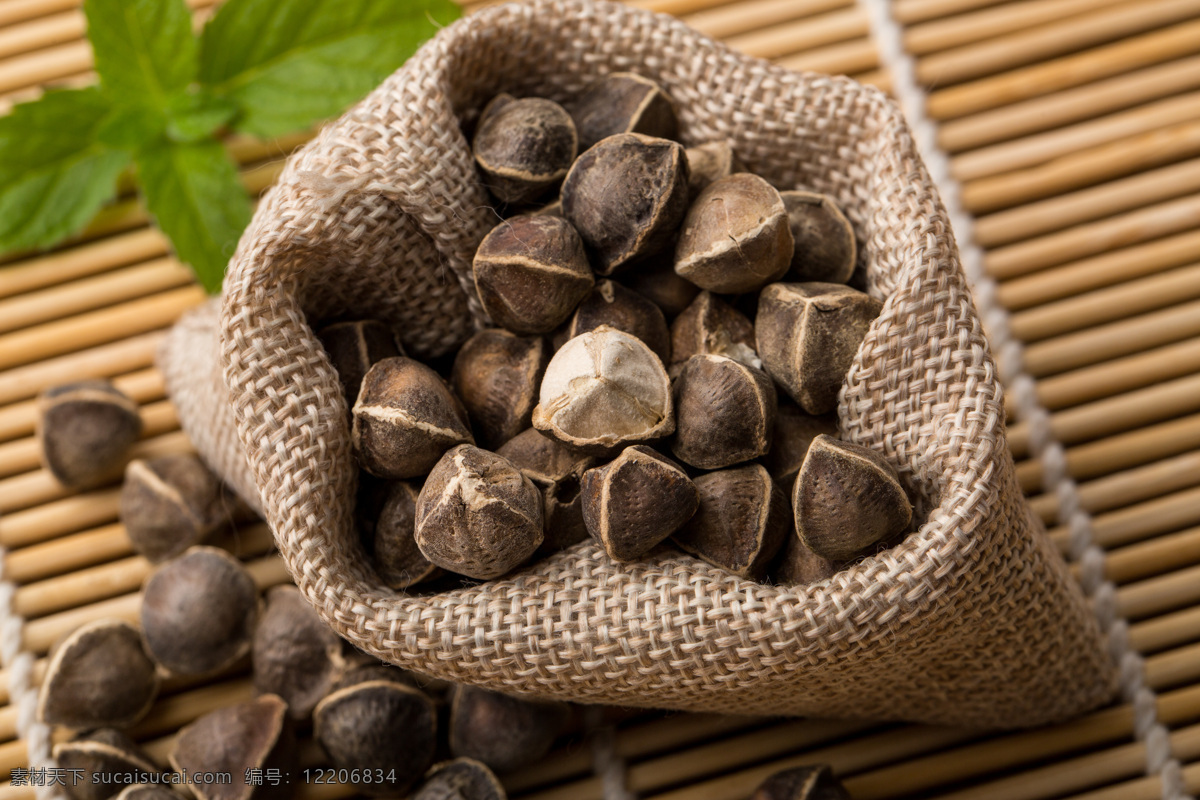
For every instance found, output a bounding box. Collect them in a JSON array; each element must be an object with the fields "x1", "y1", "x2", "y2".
[
  {"x1": 674, "y1": 173, "x2": 793, "y2": 294},
  {"x1": 37, "y1": 380, "x2": 142, "y2": 489},
  {"x1": 252, "y1": 586, "x2": 346, "y2": 720},
  {"x1": 622, "y1": 261, "x2": 701, "y2": 319},
  {"x1": 314, "y1": 681, "x2": 437, "y2": 796},
  {"x1": 753, "y1": 762, "x2": 849, "y2": 800},
  {"x1": 370, "y1": 481, "x2": 441, "y2": 588},
  {"x1": 451, "y1": 329, "x2": 550, "y2": 450},
  {"x1": 38, "y1": 620, "x2": 159, "y2": 729},
  {"x1": 473, "y1": 97, "x2": 578, "y2": 206},
  {"x1": 559, "y1": 279, "x2": 671, "y2": 363},
  {"x1": 449, "y1": 686, "x2": 568, "y2": 774},
  {"x1": 532, "y1": 326, "x2": 674, "y2": 453},
  {"x1": 478, "y1": 93, "x2": 515, "y2": 129},
  {"x1": 581, "y1": 445, "x2": 698, "y2": 561},
  {"x1": 415, "y1": 445, "x2": 543, "y2": 579},
  {"x1": 531, "y1": 197, "x2": 562, "y2": 217},
  {"x1": 170, "y1": 695, "x2": 296, "y2": 800},
  {"x1": 141, "y1": 546, "x2": 259, "y2": 675},
  {"x1": 772, "y1": 533, "x2": 837, "y2": 586},
  {"x1": 561, "y1": 133, "x2": 689, "y2": 275},
  {"x1": 764, "y1": 403, "x2": 839, "y2": 492},
  {"x1": 317, "y1": 320, "x2": 403, "y2": 409},
  {"x1": 496, "y1": 428, "x2": 597, "y2": 554},
  {"x1": 794, "y1": 435, "x2": 912, "y2": 562},
  {"x1": 673, "y1": 464, "x2": 790, "y2": 580},
  {"x1": 114, "y1": 785, "x2": 184, "y2": 800},
  {"x1": 671, "y1": 355, "x2": 777, "y2": 470},
  {"x1": 752, "y1": 765, "x2": 851, "y2": 800},
  {"x1": 756, "y1": 283, "x2": 883, "y2": 415},
  {"x1": 684, "y1": 141, "x2": 743, "y2": 198},
  {"x1": 669, "y1": 292, "x2": 758, "y2": 377},
  {"x1": 352, "y1": 357, "x2": 474, "y2": 480},
  {"x1": 54, "y1": 730, "x2": 161, "y2": 800},
  {"x1": 570, "y1": 72, "x2": 678, "y2": 152},
  {"x1": 473, "y1": 215, "x2": 595, "y2": 335},
  {"x1": 120, "y1": 454, "x2": 224, "y2": 563},
  {"x1": 781, "y1": 191, "x2": 857, "y2": 285},
  {"x1": 413, "y1": 759, "x2": 507, "y2": 800}
]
